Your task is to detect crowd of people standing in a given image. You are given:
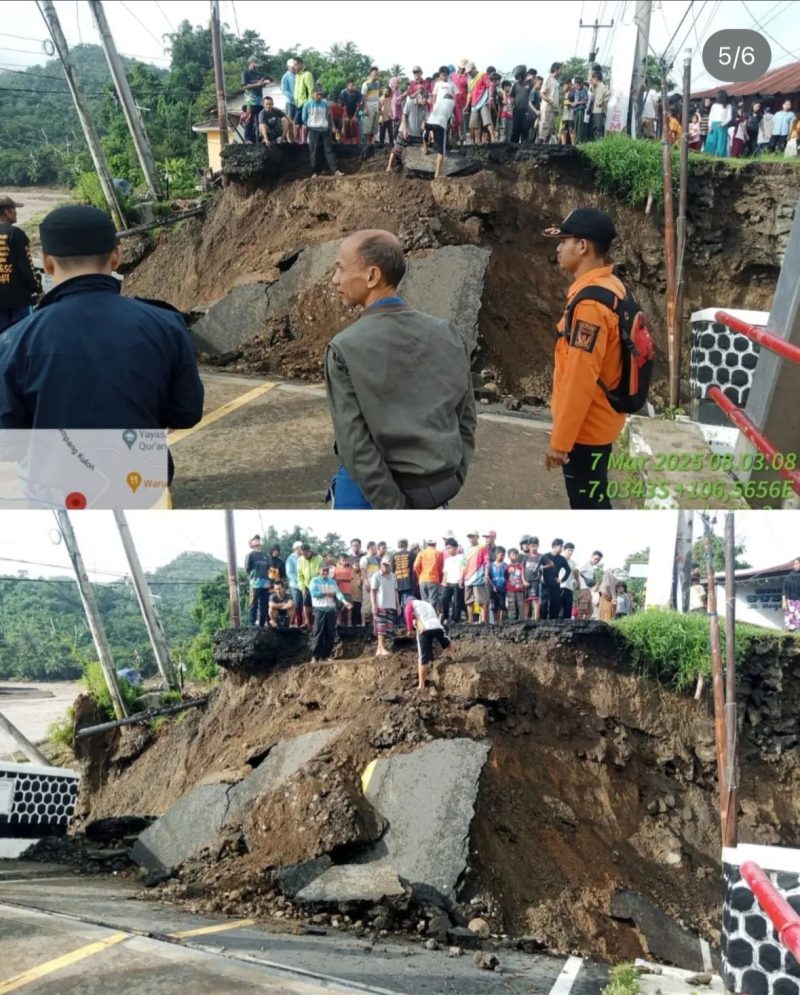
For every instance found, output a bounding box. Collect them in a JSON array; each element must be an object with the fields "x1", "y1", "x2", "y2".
[
  {"x1": 239, "y1": 56, "x2": 615, "y2": 177},
  {"x1": 243, "y1": 533, "x2": 633, "y2": 678}
]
